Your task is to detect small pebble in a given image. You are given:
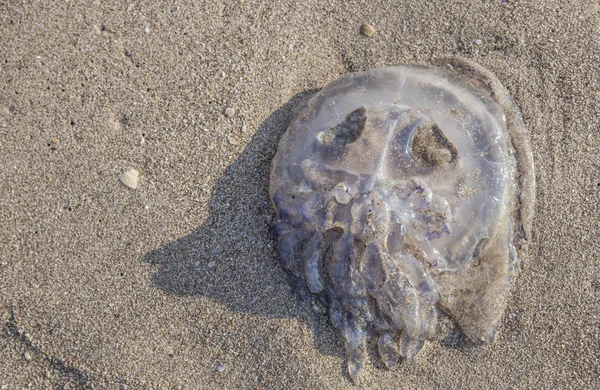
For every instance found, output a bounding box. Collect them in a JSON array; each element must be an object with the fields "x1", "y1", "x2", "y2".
[
  {"x1": 216, "y1": 363, "x2": 225, "y2": 373},
  {"x1": 208, "y1": 261, "x2": 216, "y2": 268},
  {"x1": 224, "y1": 107, "x2": 235, "y2": 117},
  {"x1": 241, "y1": 124, "x2": 247, "y2": 133},
  {"x1": 474, "y1": 39, "x2": 483, "y2": 45},
  {"x1": 119, "y1": 169, "x2": 140, "y2": 190},
  {"x1": 1, "y1": 384, "x2": 7, "y2": 389},
  {"x1": 24, "y1": 351, "x2": 32, "y2": 361},
  {"x1": 143, "y1": 26, "x2": 150, "y2": 34},
  {"x1": 360, "y1": 23, "x2": 376, "y2": 37}
]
